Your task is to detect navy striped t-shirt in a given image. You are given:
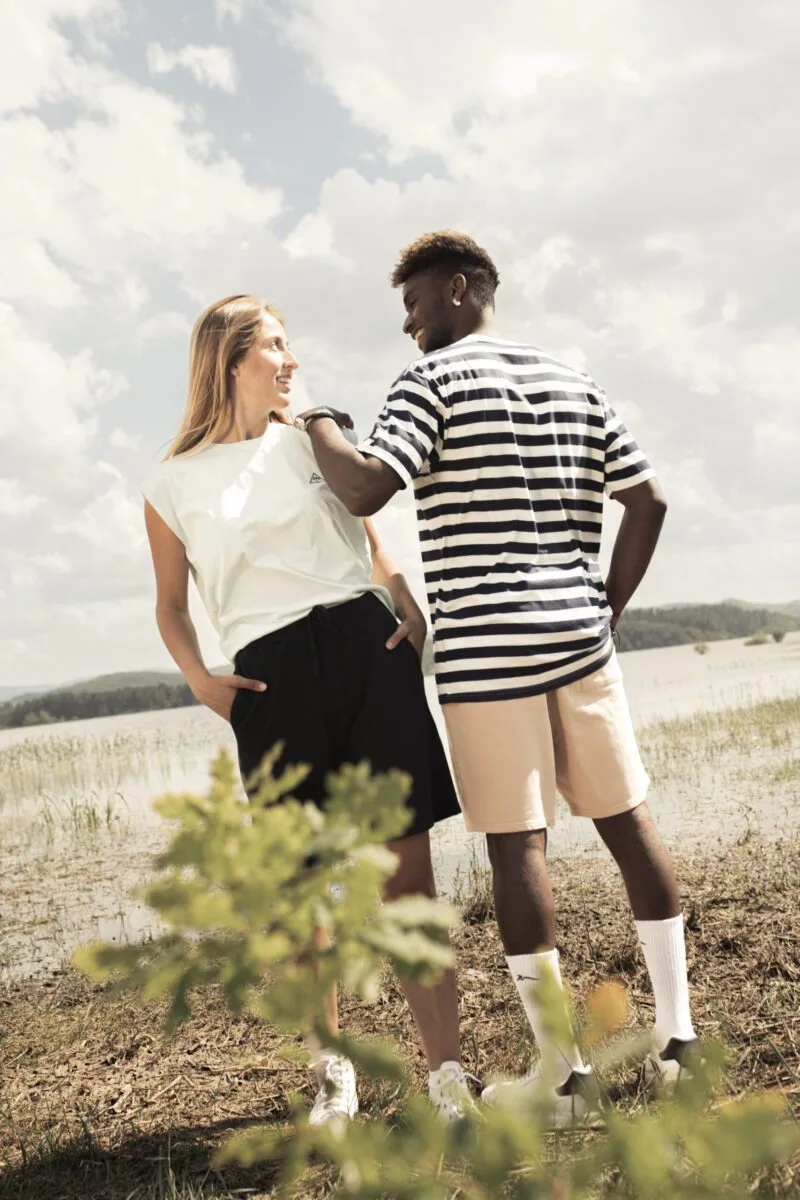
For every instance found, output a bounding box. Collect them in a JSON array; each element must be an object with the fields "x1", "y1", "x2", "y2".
[{"x1": 360, "y1": 334, "x2": 655, "y2": 704}]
